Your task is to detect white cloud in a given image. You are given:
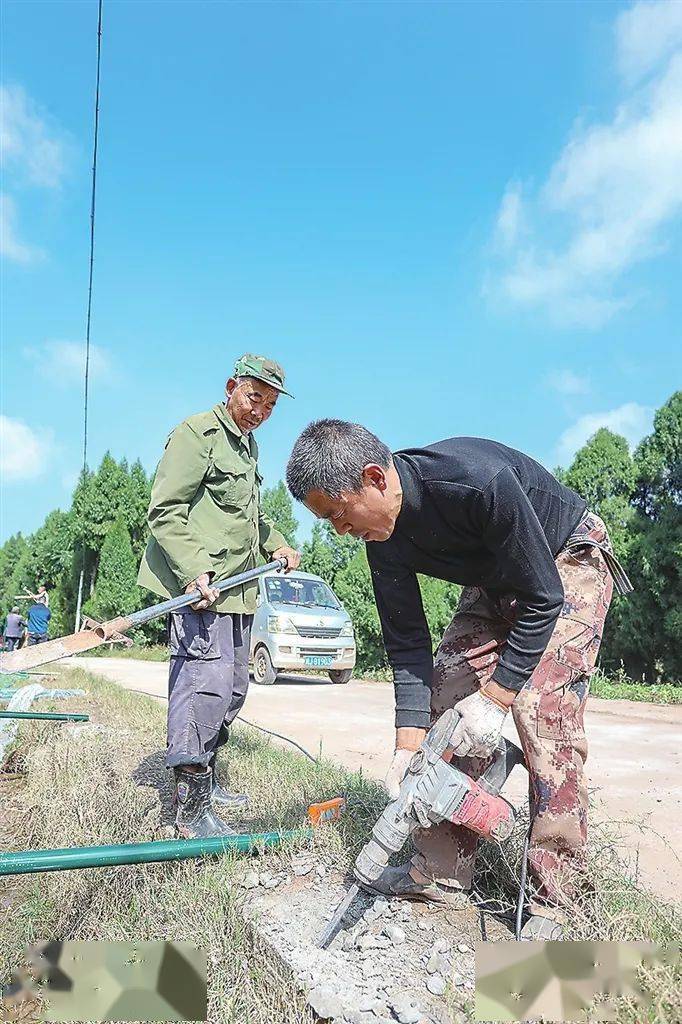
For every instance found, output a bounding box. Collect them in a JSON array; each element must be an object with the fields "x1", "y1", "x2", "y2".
[
  {"x1": 494, "y1": 182, "x2": 524, "y2": 250},
  {"x1": 0, "y1": 84, "x2": 68, "y2": 188},
  {"x1": 488, "y1": 2, "x2": 682, "y2": 329},
  {"x1": 616, "y1": 0, "x2": 682, "y2": 83},
  {"x1": 1, "y1": 84, "x2": 70, "y2": 263},
  {"x1": 557, "y1": 402, "x2": 653, "y2": 463},
  {"x1": 0, "y1": 193, "x2": 43, "y2": 263},
  {"x1": 546, "y1": 369, "x2": 590, "y2": 396},
  {"x1": 0, "y1": 415, "x2": 52, "y2": 481},
  {"x1": 23, "y1": 340, "x2": 113, "y2": 386}
]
